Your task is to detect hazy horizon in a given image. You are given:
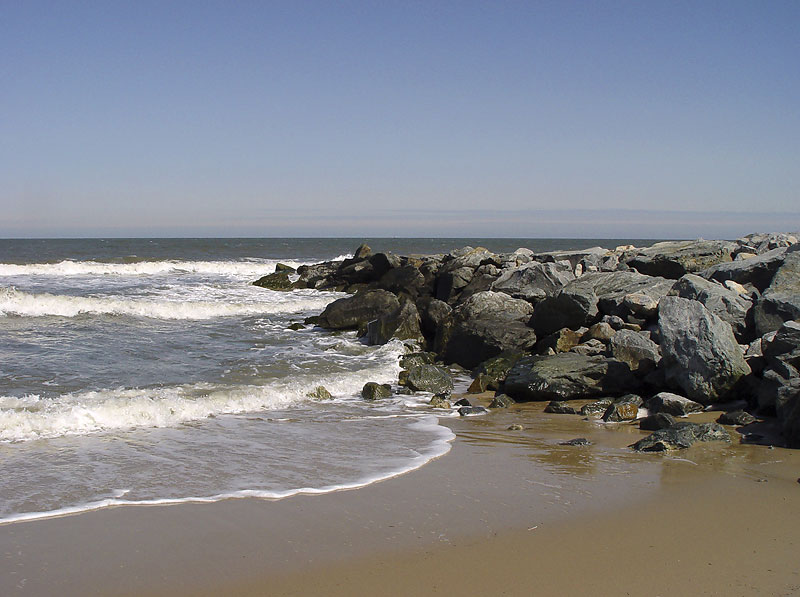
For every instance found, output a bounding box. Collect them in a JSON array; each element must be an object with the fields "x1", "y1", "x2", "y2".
[{"x1": 2, "y1": 2, "x2": 798, "y2": 238}]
